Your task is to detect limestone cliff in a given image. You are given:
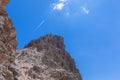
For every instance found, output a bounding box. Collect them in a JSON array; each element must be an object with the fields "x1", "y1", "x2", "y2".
[{"x1": 0, "y1": 1, "x2": 82, "y2": 80}]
